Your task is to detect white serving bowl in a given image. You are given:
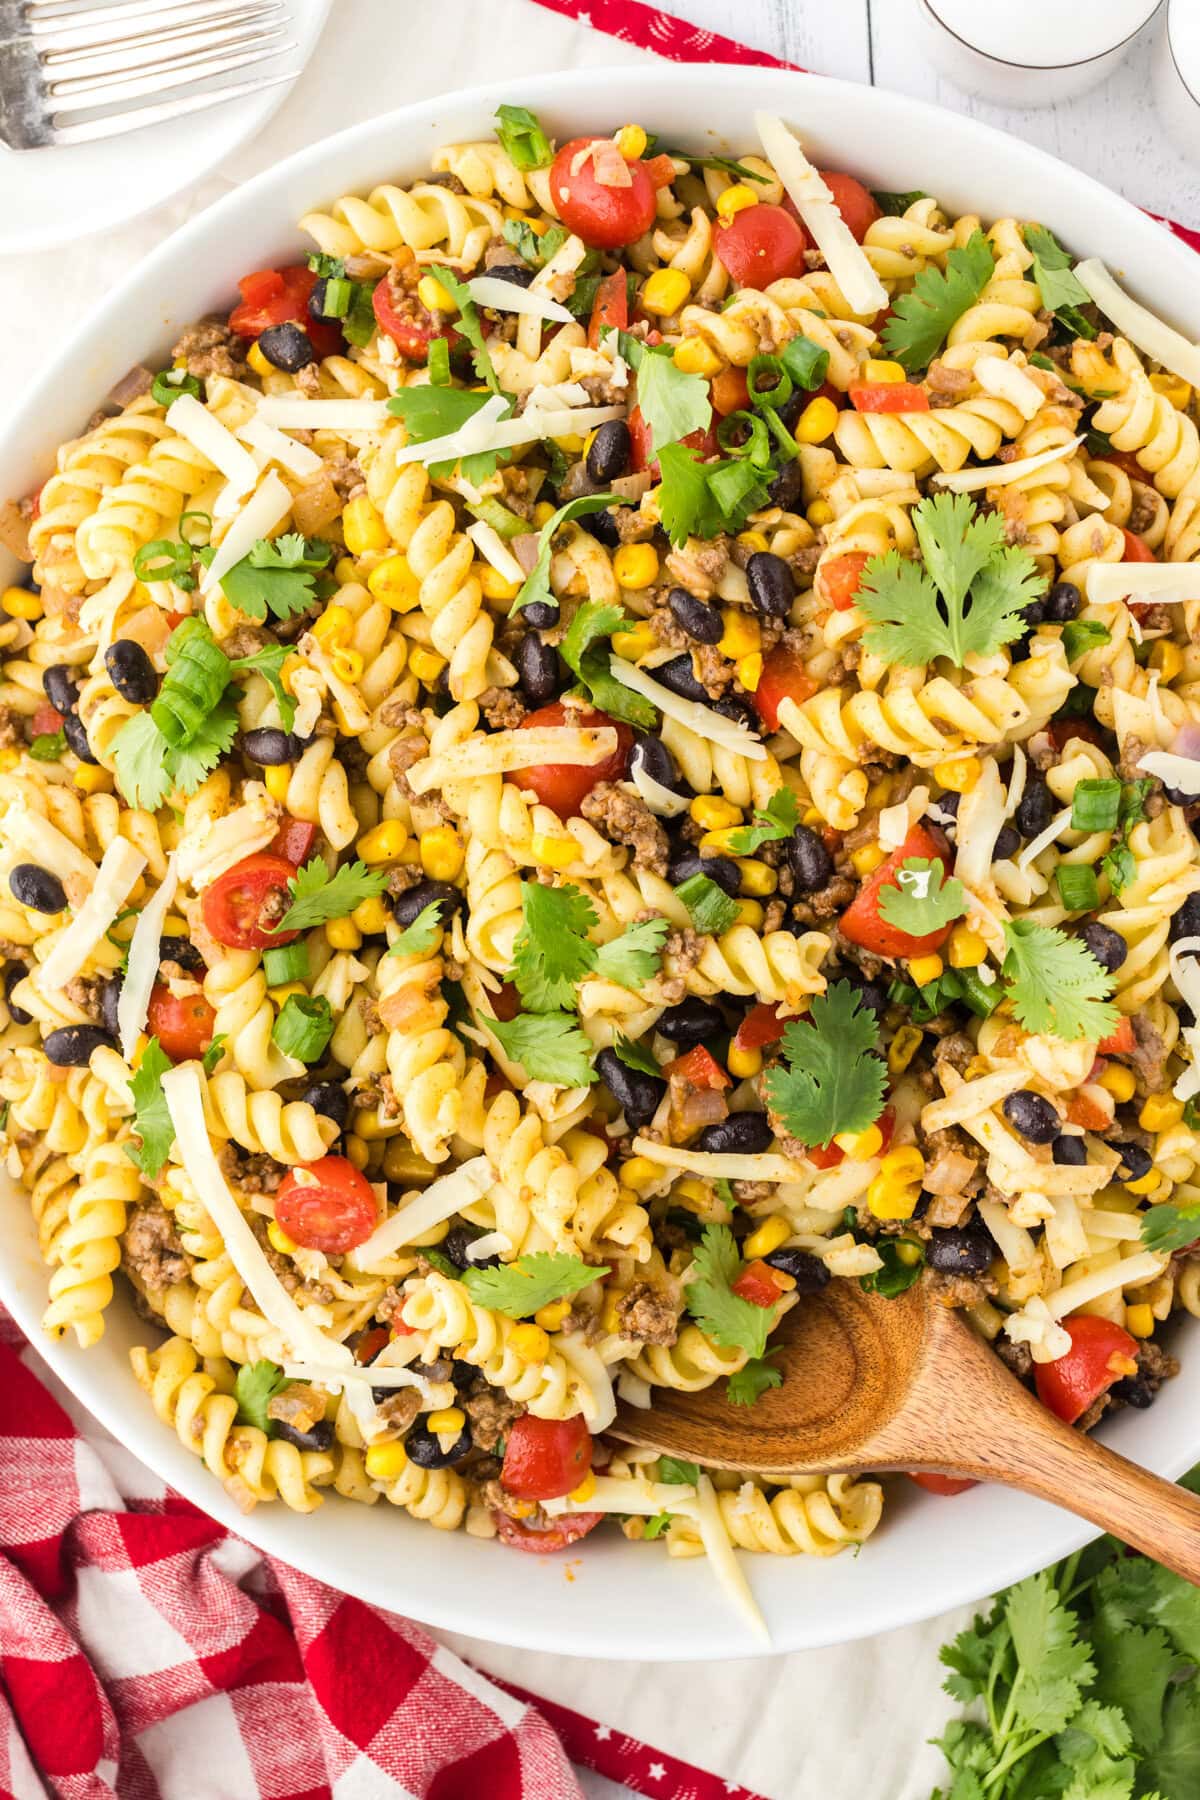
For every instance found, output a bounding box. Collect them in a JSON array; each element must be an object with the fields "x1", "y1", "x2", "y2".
[{"x1": 2, "y1": 65, "x2": 1198, "y2": 1661}]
